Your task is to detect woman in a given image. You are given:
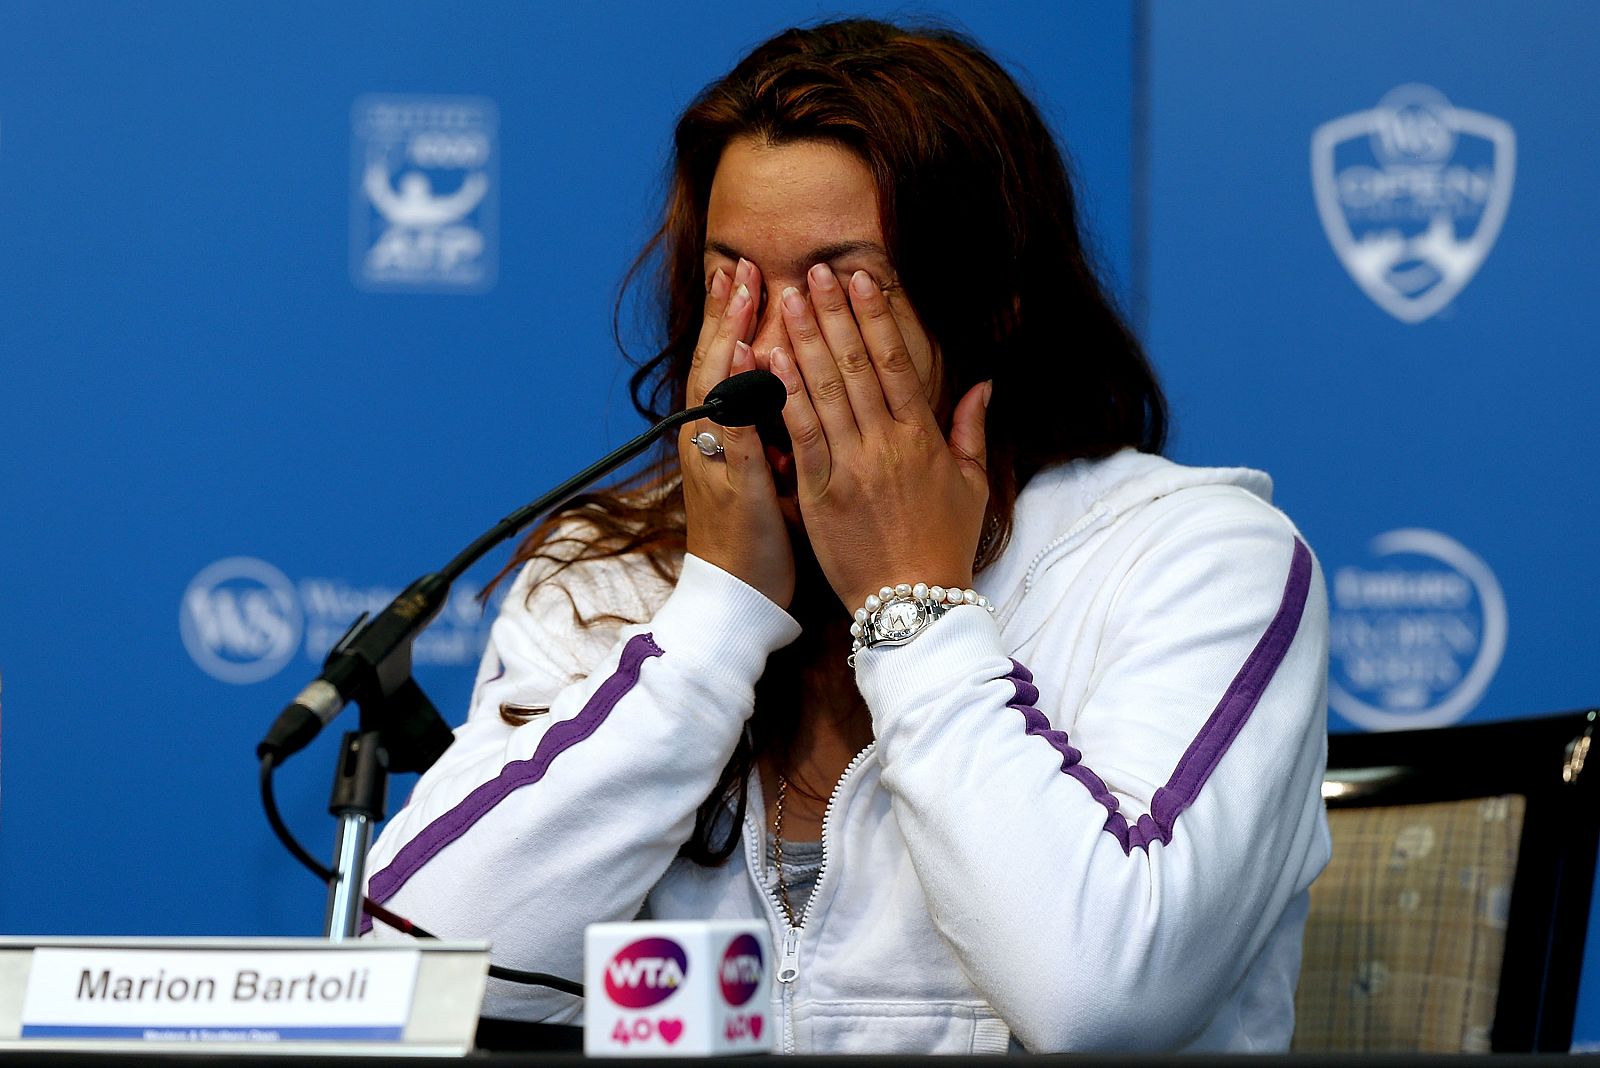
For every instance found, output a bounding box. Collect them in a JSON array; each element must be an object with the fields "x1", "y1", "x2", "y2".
[{"x1": 364, "y1": 19, "x2": 1331, "y2": 1053}]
